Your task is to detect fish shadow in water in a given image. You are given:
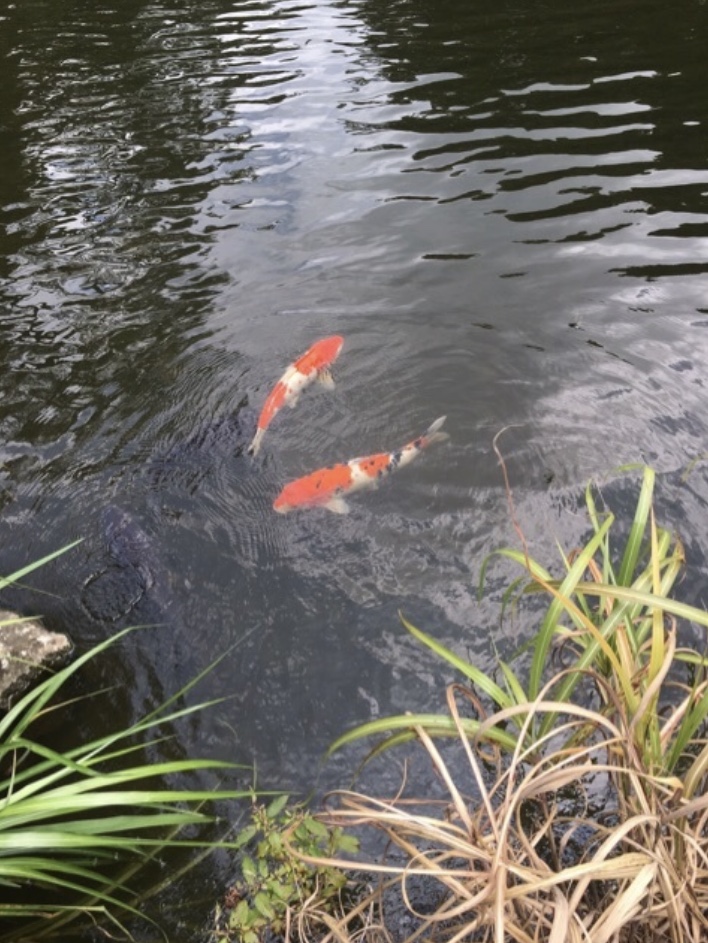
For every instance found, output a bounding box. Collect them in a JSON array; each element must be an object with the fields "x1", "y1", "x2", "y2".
[{"x1": 81, "y1": 404, "x2": 258, "y2": 642}]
